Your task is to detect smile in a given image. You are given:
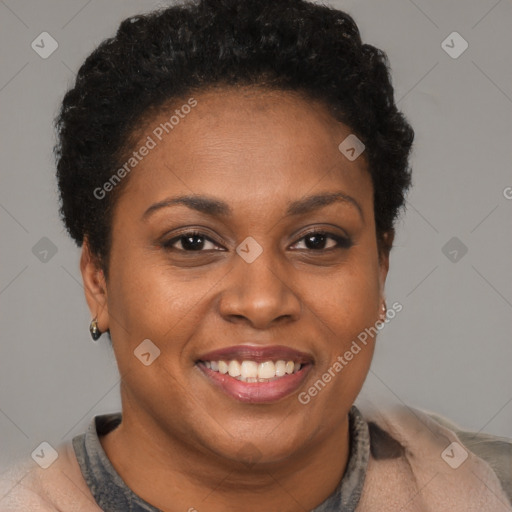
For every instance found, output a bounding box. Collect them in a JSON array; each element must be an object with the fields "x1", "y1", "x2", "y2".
[
  {"x1": 196, "y1": 345, "x2": 313, "y2": 403},
  {"x1": 203, "y1": 359, "x2": 302, "y2": 382}
]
